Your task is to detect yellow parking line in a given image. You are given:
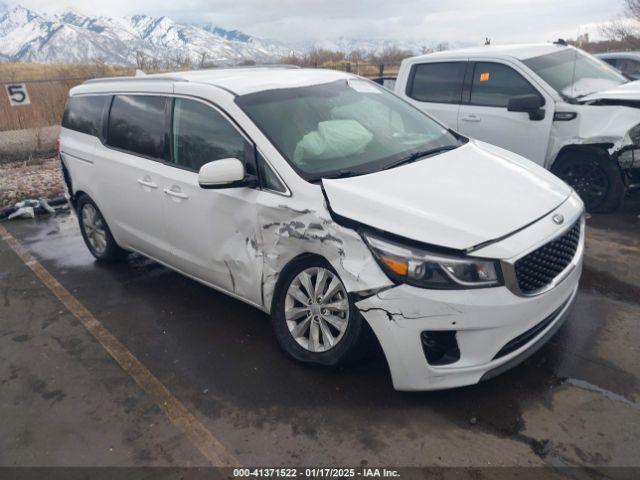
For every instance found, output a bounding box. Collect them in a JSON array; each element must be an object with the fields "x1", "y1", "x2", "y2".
[{"x1": 0, "y1": 224, "x2": 240, "y2": 467}]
